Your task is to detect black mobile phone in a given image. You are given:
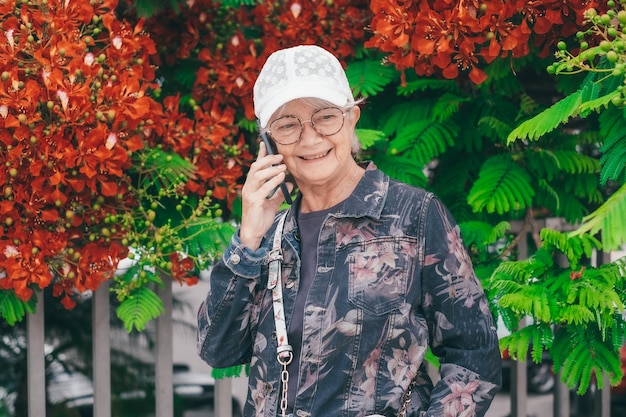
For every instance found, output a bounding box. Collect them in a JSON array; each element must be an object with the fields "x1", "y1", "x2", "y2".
[{"x1": 258, "y1": 121, "x2": 292, "y2": 205}]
